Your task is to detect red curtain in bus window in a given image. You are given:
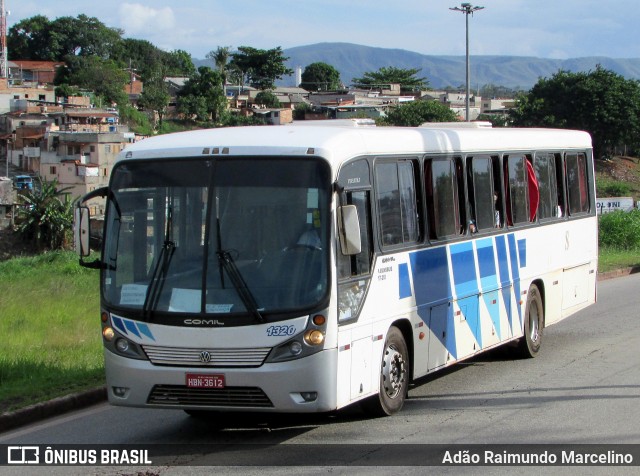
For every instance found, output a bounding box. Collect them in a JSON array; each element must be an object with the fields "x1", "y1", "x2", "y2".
[{"x1": 526, "y1": 159, "x2": 539, "y2": 221}]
